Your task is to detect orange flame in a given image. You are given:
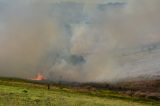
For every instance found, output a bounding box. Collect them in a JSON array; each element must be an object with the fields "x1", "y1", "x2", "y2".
[{"x1": 32, "y1": 73, "x2": 45, "y2": 81}]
